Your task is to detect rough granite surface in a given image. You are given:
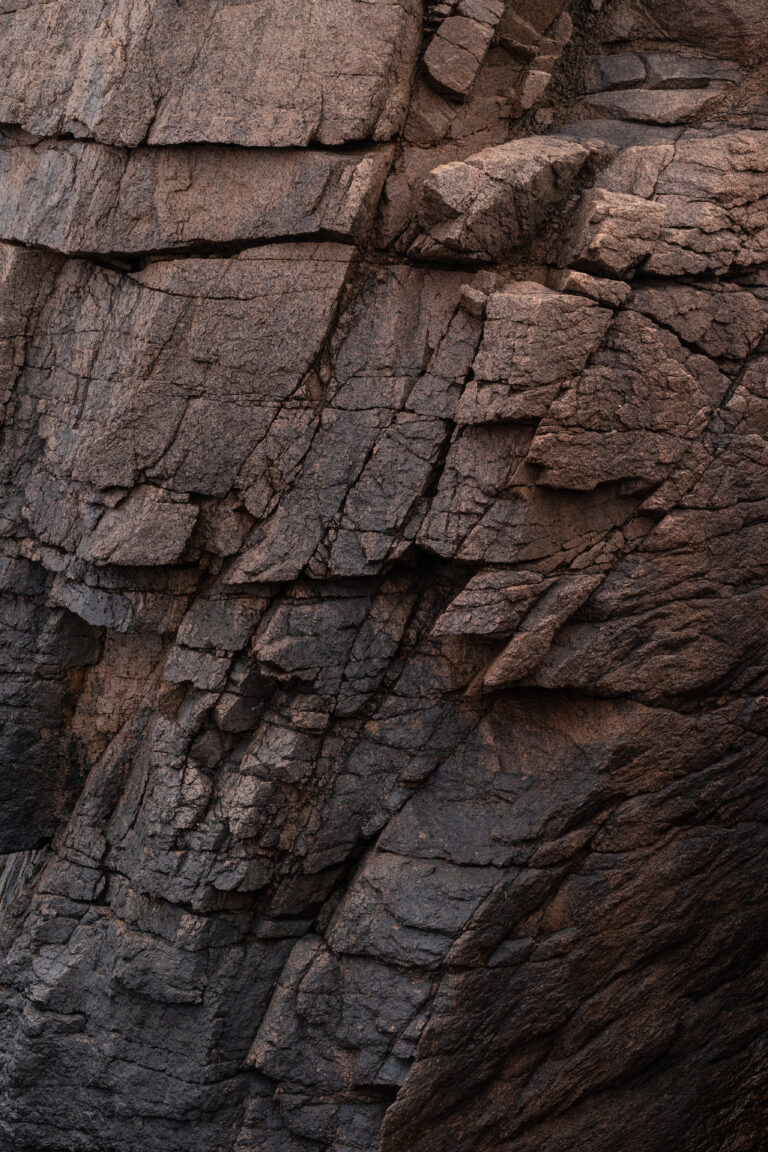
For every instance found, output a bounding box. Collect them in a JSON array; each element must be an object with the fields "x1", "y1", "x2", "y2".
[{"x1": 1, "y1": 1, "x2": 767, "y2": 1150}]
